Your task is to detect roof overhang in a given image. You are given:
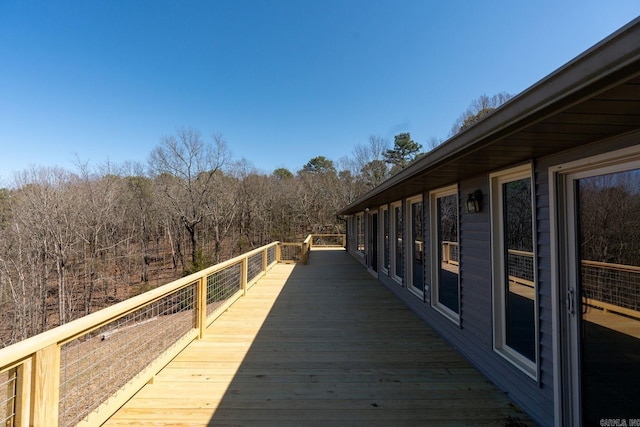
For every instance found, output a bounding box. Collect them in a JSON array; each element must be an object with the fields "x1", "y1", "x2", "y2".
[{"x1": 339, "y1": 17, "x2": 640, "y2": 216}]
